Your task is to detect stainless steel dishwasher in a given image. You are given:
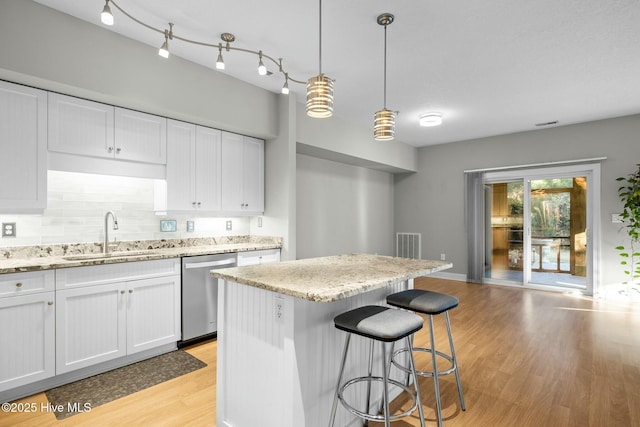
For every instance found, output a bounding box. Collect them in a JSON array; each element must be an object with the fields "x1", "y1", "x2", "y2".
[{"x1": 179, "y1": 253, "x2": 237, "y2": 346}]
